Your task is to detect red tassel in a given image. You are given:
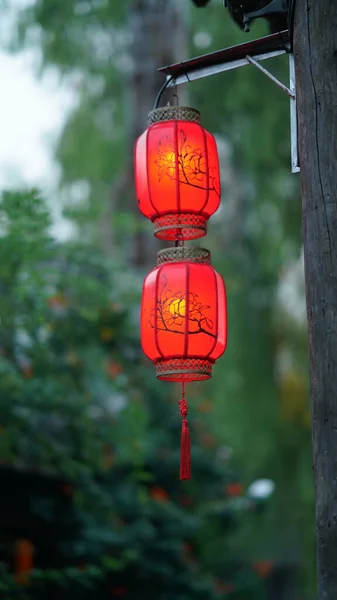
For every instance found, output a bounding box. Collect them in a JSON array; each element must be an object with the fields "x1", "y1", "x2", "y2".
[{"x1": 179, "y1": 384, "x2": 191, "y2": 480}]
